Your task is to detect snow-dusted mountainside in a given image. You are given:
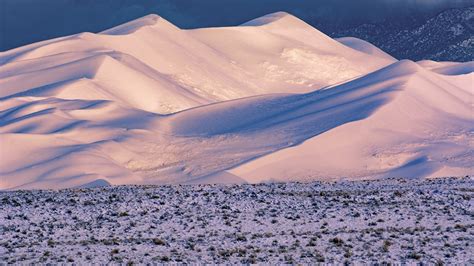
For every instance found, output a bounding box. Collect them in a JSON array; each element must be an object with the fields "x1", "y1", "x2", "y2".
[
  {"x1": 0, "y1": 12, "x2": 472, "y2": 190},
  {"x1": 330, "y1": 6, "x2": 474, "y2": 62}
]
